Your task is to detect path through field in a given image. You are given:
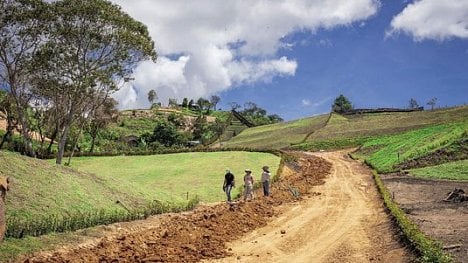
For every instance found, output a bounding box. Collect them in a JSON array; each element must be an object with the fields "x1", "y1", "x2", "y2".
[
  {"x1": 207, "y1": 151, "x2": 411, "y2": 263},
  {"x1": 23, "y1": 151, "x2": 412, "y2": 262}
]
